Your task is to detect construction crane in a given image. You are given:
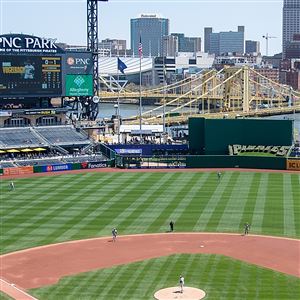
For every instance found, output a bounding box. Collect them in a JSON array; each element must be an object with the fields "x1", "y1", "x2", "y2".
[{"x1": 262, "y1": 34, "x2": 277, "y2": 56}]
